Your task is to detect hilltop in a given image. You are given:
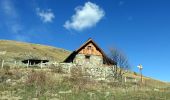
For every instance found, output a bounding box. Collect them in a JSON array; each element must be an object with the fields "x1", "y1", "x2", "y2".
[{"x1": 0, "y1": 40, "x2": 70, "y2": 62}]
